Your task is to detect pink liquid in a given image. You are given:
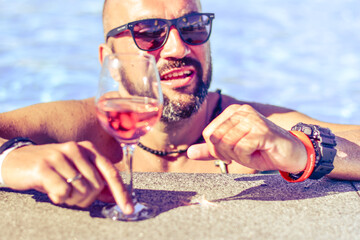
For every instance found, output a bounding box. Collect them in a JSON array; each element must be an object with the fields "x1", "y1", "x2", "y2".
[{"x1": 97, "y1": 98, "x2": 162, "y2": 142}]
